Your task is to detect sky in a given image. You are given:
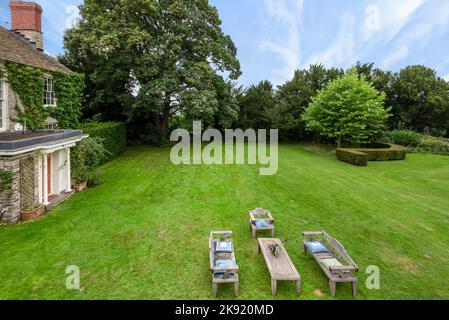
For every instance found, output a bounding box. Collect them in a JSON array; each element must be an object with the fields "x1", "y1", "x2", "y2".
[{"x1": 1, "y1": 0, "x2": 449, "y2": 86}]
